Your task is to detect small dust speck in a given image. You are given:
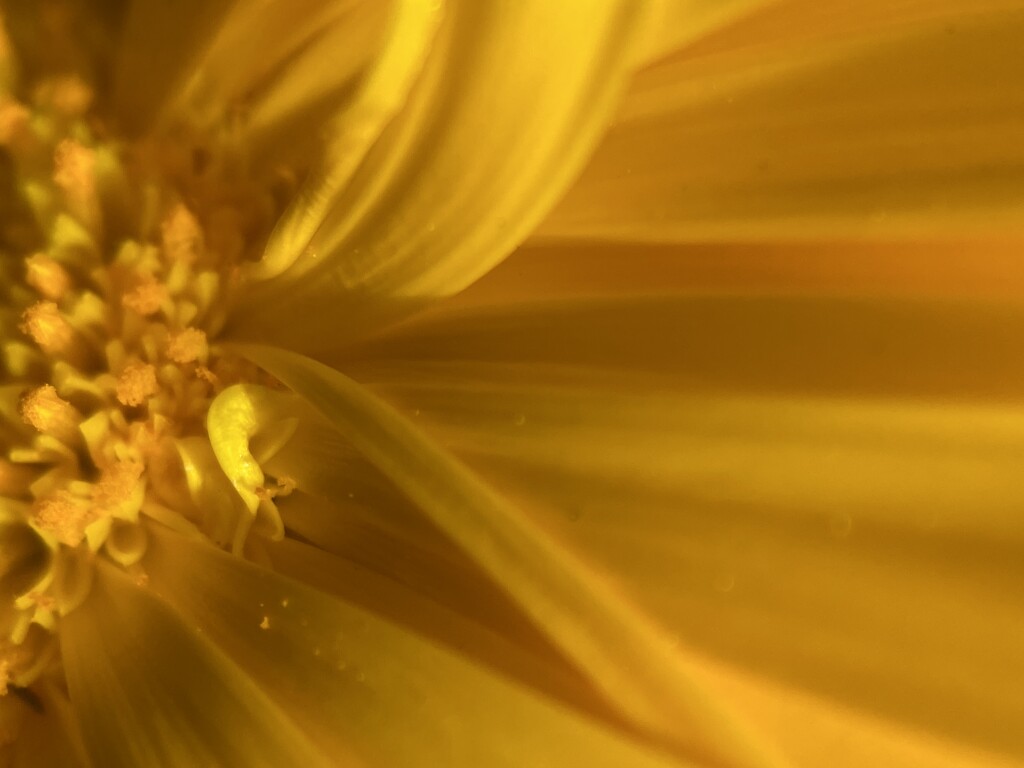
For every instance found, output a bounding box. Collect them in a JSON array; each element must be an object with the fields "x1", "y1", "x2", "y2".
[{"x1": 259, "y1": 616, "x2": 270, "y2": 630}]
